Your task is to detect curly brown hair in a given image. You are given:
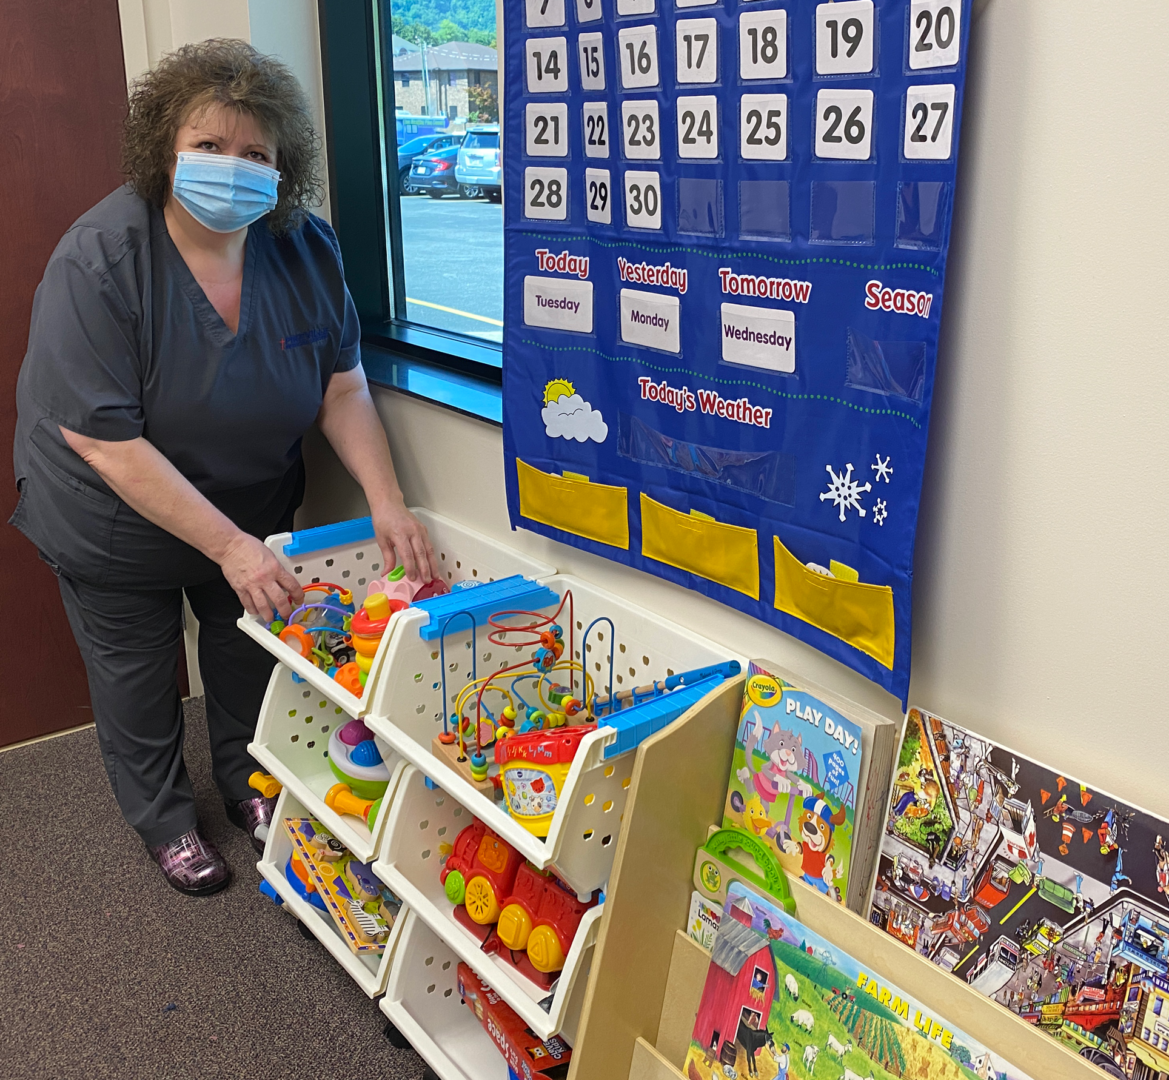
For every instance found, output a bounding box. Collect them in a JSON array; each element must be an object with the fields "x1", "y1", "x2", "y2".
[{"x1": 123, "y1": 38, "x2": 323, "y2": 234}]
